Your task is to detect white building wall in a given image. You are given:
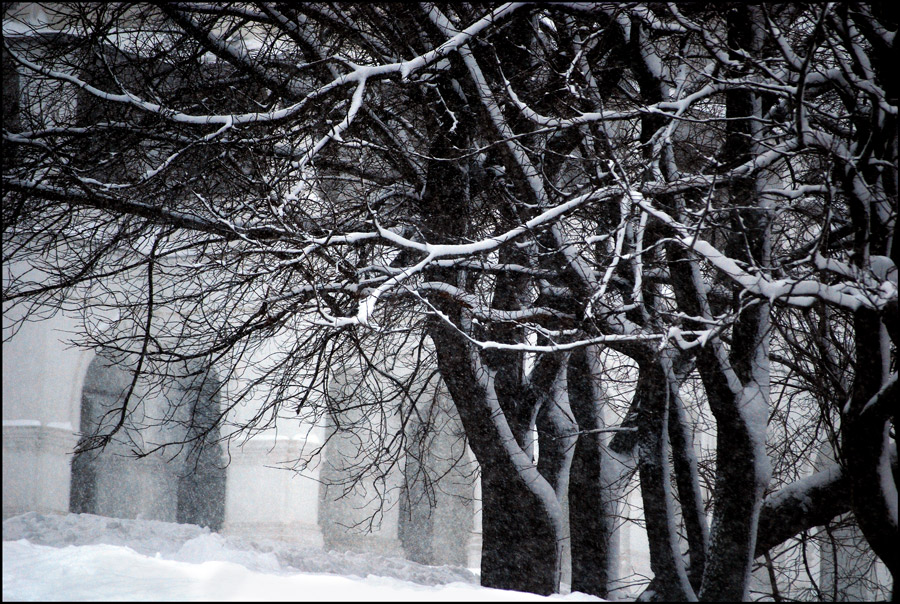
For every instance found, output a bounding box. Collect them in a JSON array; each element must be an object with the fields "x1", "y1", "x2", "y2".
[
  {"x1": 2, "y1": 422, "x2": 78, "y2": 518},
  {"x1": 2, "y1": 310, "x2": 87, "y2": 518},
  {"x1": 223, "y1": 435, "x2": 324, "y2": 546},
  {"x1": 2, "y1": 311, "x2": 89, "y2": 429},
  {"x1": 1, "y1": 310, "x2": 329, "y2": 546},
  {"x1": 0, "y1": 311, "x2": 472, "y2": 561}
]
